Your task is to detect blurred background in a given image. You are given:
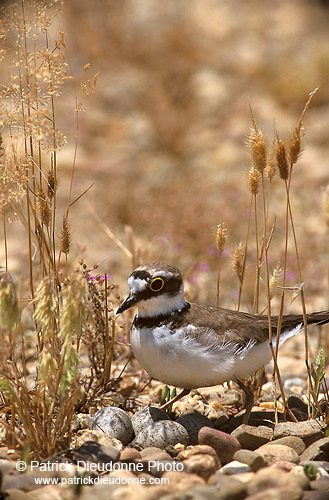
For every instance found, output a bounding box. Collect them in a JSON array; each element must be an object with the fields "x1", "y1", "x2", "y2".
[{"x1": 2, "y1": 0, "x2": 329, "y2": 309}]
